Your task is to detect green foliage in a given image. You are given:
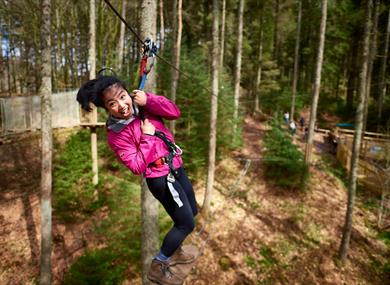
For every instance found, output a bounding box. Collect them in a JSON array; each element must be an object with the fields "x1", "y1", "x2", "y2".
[
  {"x1": 378, "y1": 231, "x2": 390, "y2": 279},
  {"x1": 53, "y1": 130, "x2": 101, "y2": 221},
  {"x1": 263, "y1": 118, "x2": 309, "y2": 190},
  {"x1": 95, "y1": 177, "x2": 142, "y2": 263},
  {"x1": 63, "y1": 248, "x2": 126, "y2": 285},
  {"x1": 260, "y1": 90, "x2": 310, "y2": 118},
  {"x1": 157, "y1": 45, "x2": 236, "y2": 175}
]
